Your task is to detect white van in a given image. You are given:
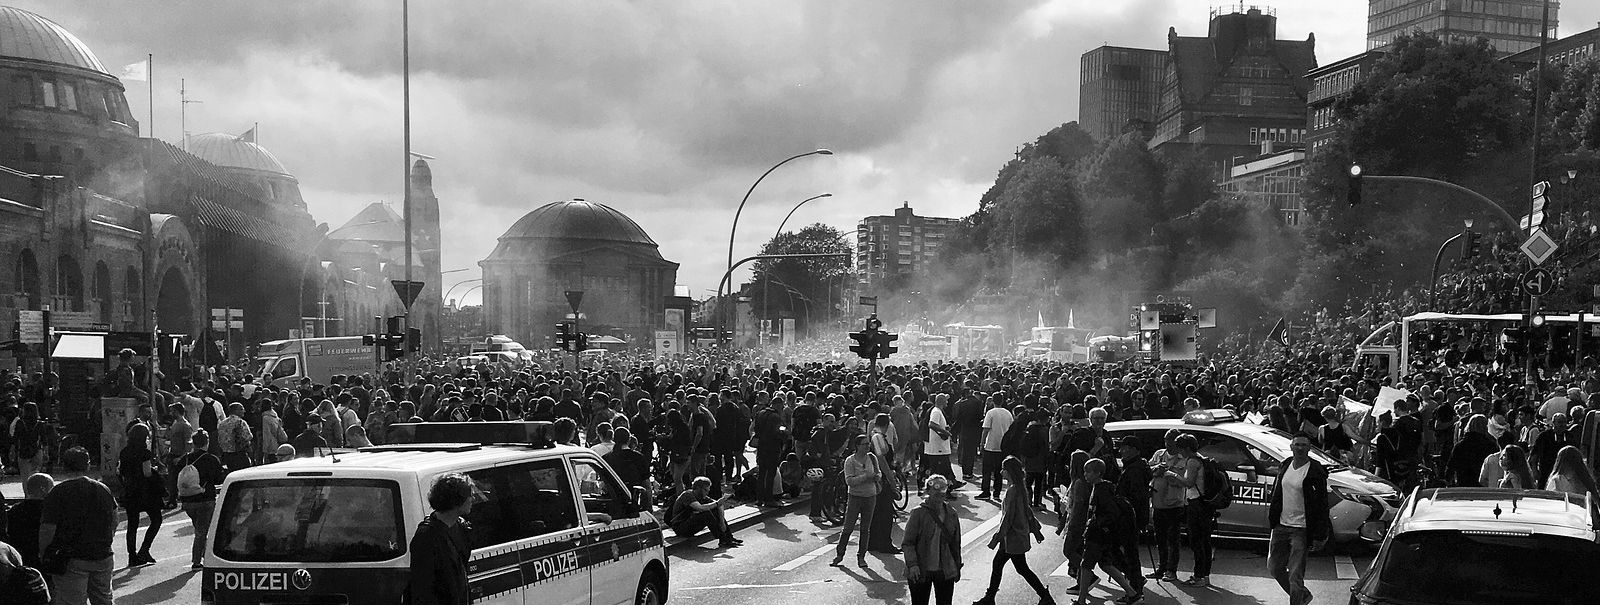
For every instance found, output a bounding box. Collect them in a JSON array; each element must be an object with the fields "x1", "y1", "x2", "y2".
[{"x1": 202, "y1": 422, "x2": 668, "y2": 605}]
